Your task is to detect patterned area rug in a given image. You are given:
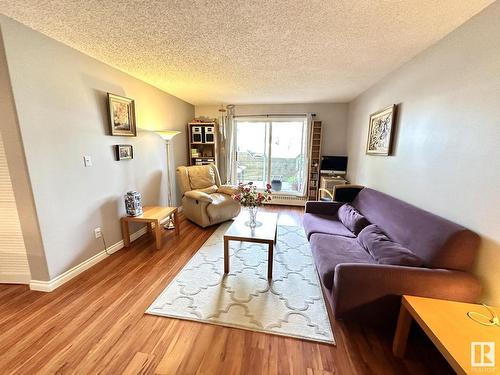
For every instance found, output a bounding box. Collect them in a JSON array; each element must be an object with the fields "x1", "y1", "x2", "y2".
[{"x1": 146, "y1": 223, "x2": 335, "y2": 344}]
